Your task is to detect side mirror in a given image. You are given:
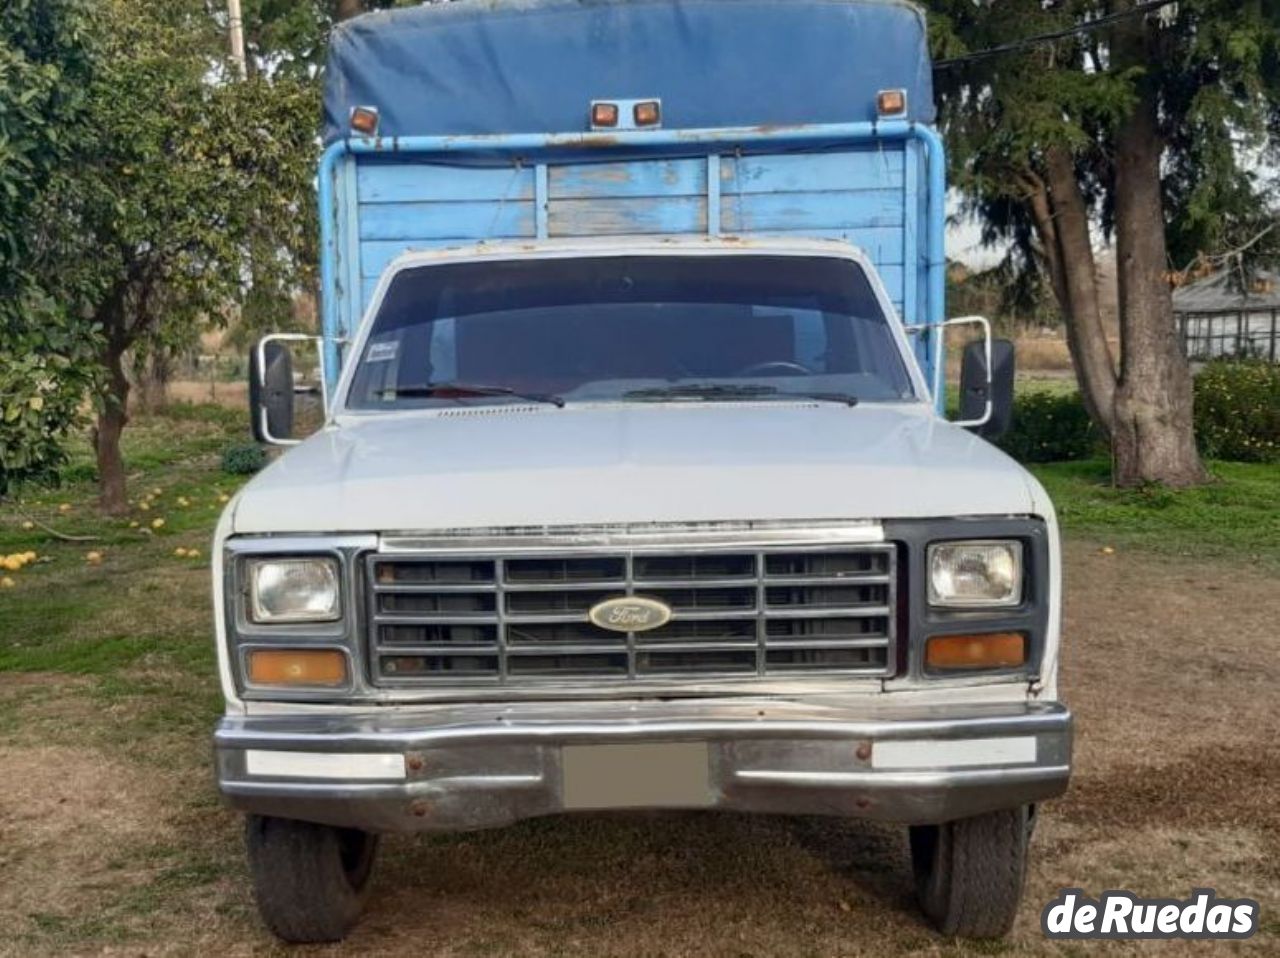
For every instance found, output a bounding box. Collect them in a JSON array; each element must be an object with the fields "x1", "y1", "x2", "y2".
[
  {"x1": 959, "y1": 337, "x2": 1016, "y2": 439},
  {"x1": 250, "y1": 339, "x2": 295, "y2": 444}
]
